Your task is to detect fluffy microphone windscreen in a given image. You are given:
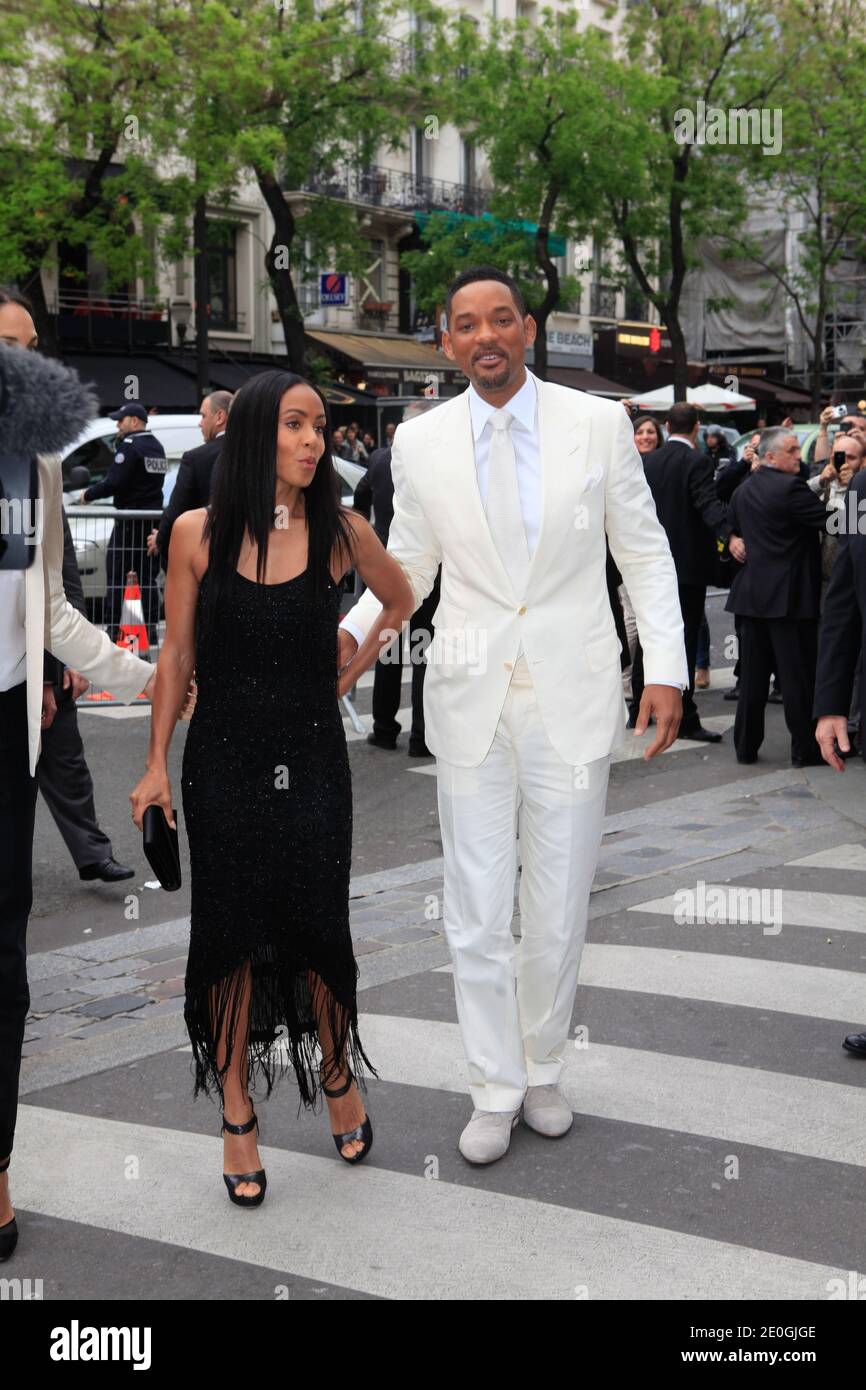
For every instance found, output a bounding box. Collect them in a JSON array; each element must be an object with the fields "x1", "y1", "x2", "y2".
[{"x1": 0, "y1": 342, "x2": 98, "y2": 459}]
